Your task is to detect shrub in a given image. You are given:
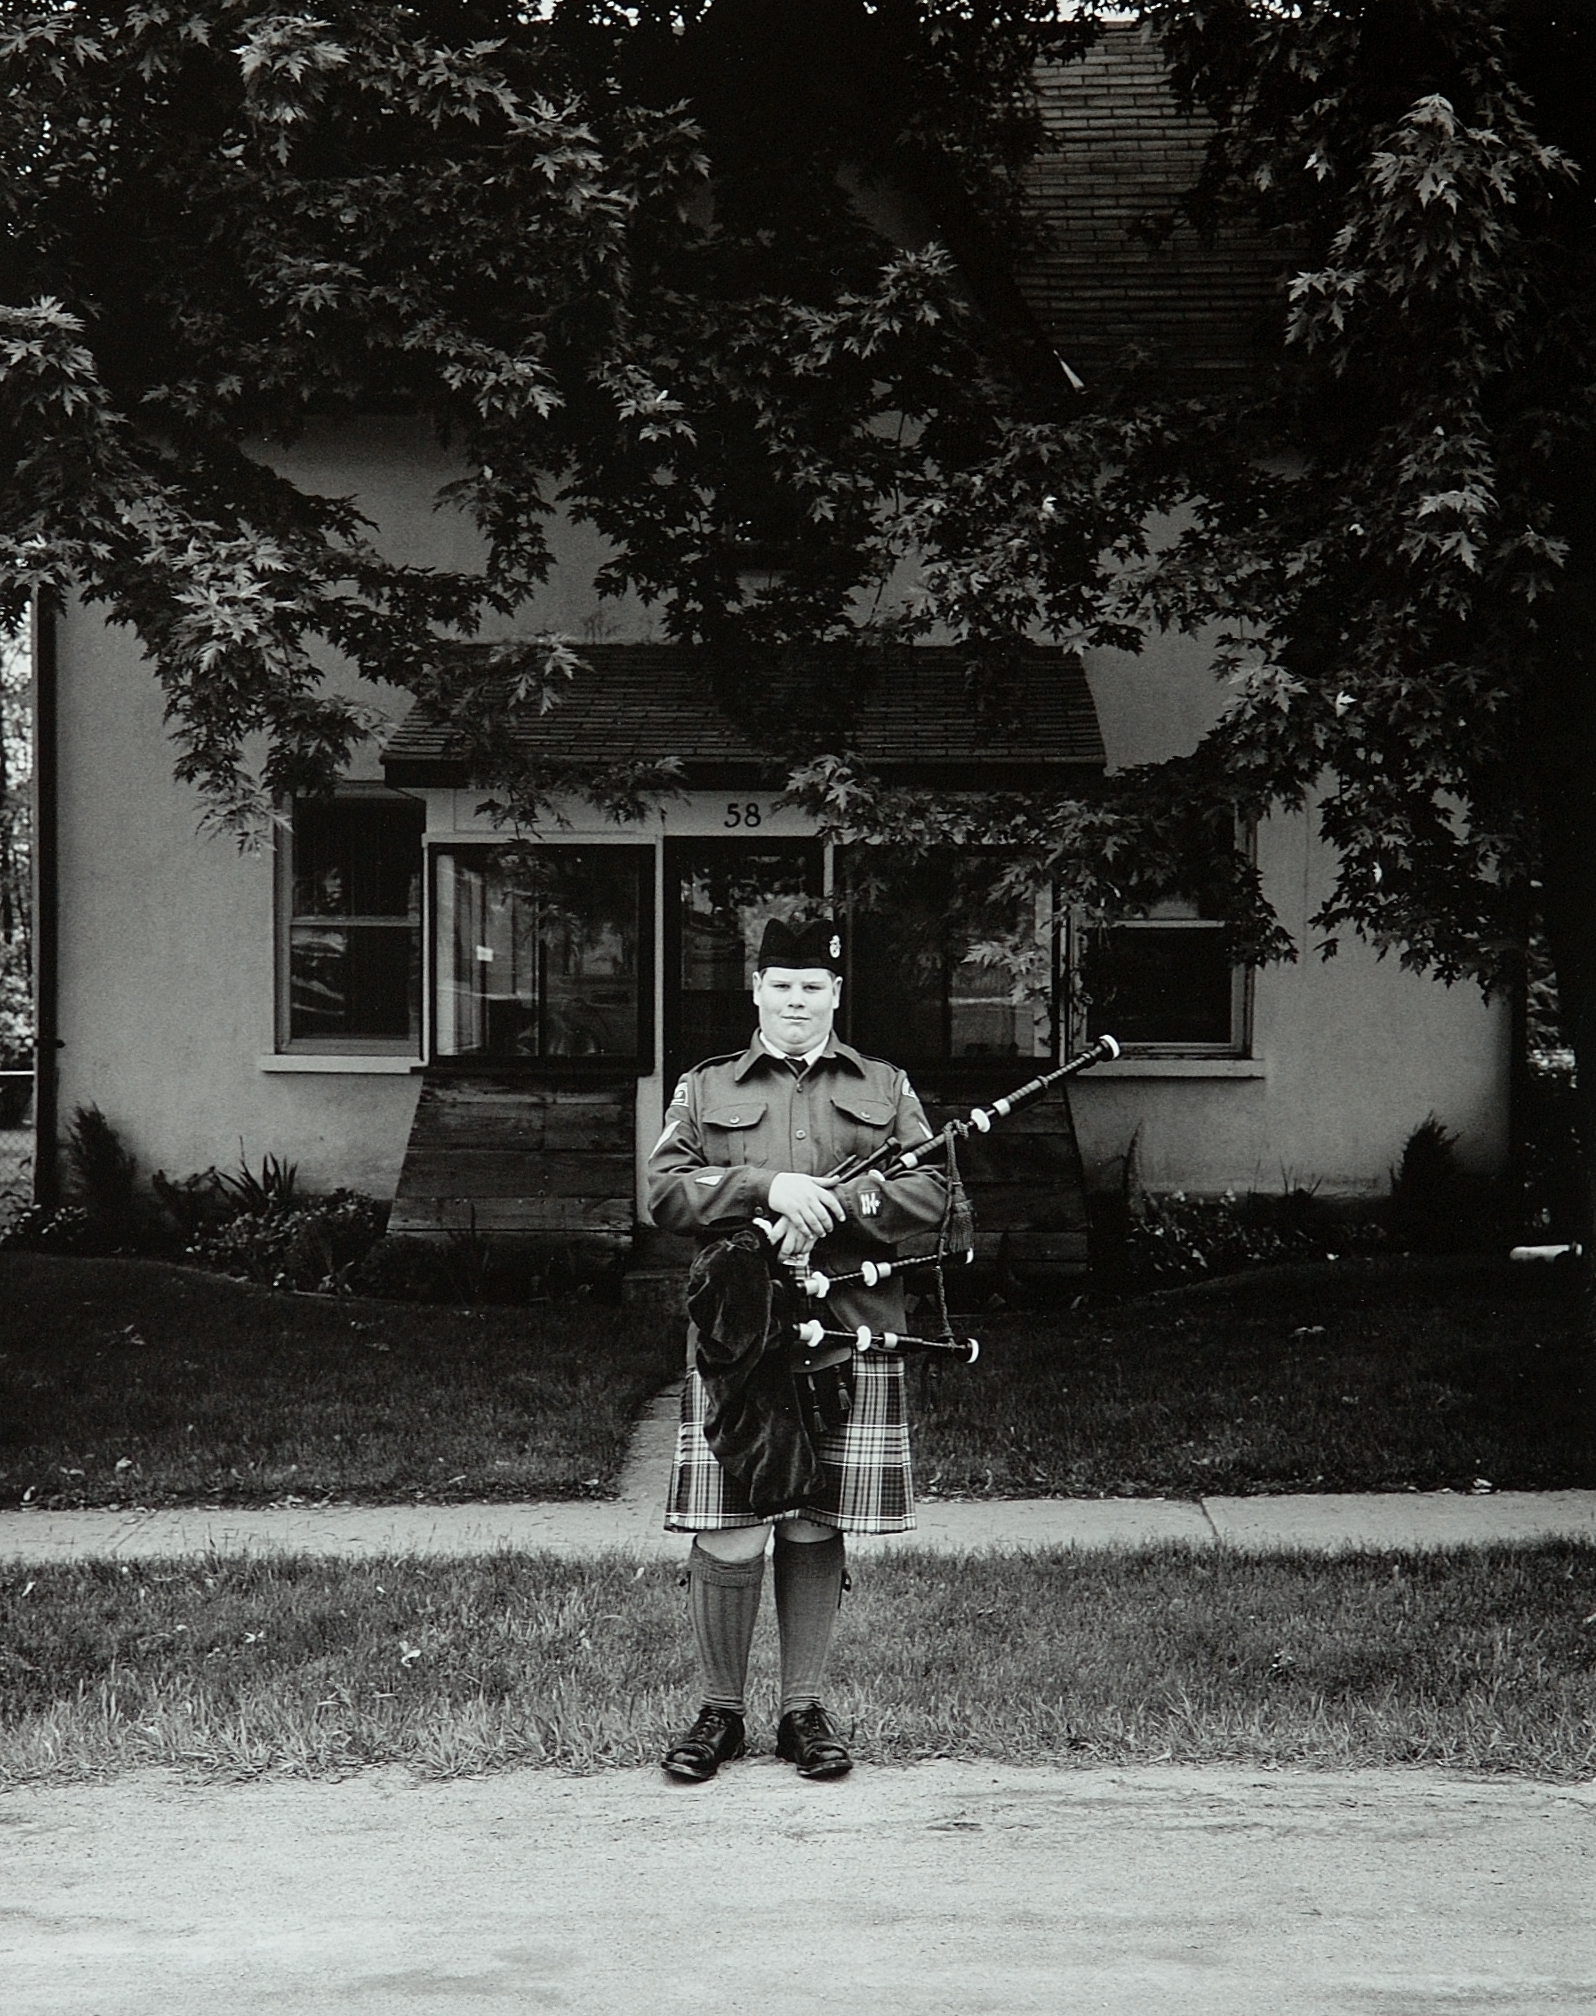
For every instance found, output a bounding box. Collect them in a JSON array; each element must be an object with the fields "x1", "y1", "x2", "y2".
[
  {"x1": 150, "y1": 1166, "x2": 234, "y2": 1242},
  {"x1": 185, "y1": 1190, "x2": 388, "y2": 1293},
  {"x1": 0, "y1": 1202, "x2": 97, "y2": 1254},
  {"x1": 0, "y1": 940, "x2": 30, "y2": 1072},
  {"x1": 348, "y1": 1234, "x2": 463, "y2": 1303},
  {"x1": 1388, "y1": 1115, "x2": 1476, "y2": 1255},
  {"x1": 1521, "y1": 1052, "x2": 1582, "y2": 1241},
  {"x1": 215, "y1": 1149, "x2": 300, "y2": 1216},
  {"x1": 1119, "y1": 1187, "x2": 1386, "y2": 1287},
  {"x1": 65, "y1": 1103, "x2": 139, "y2": 1237}
]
